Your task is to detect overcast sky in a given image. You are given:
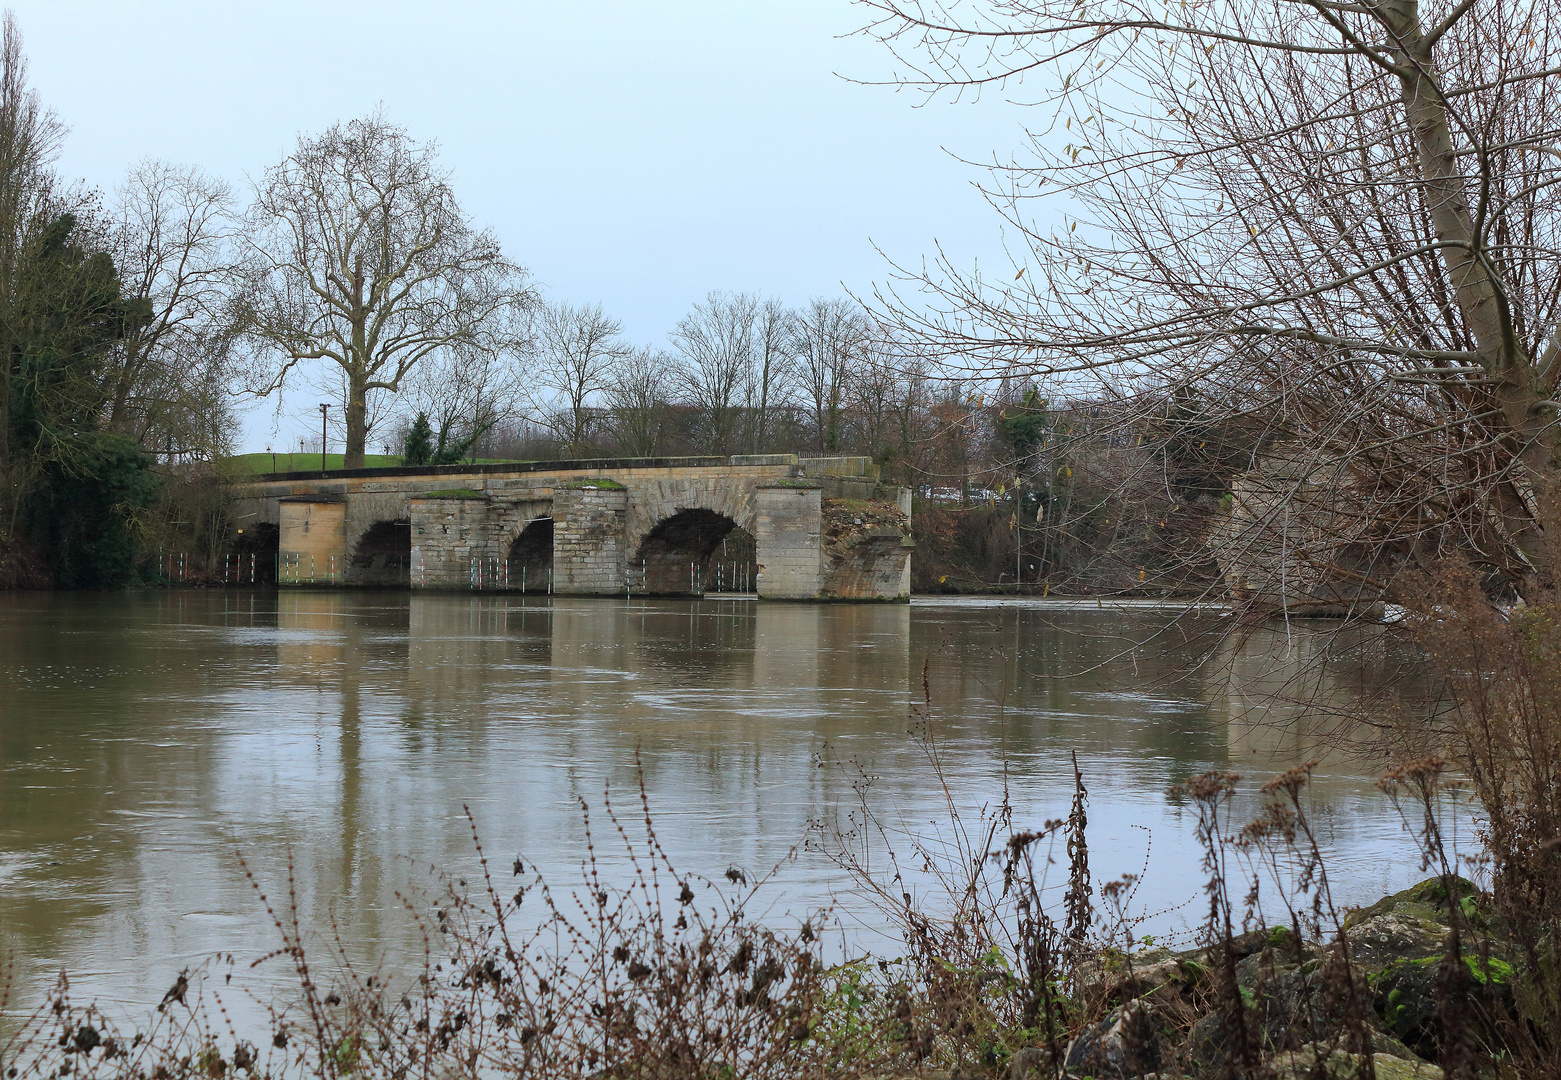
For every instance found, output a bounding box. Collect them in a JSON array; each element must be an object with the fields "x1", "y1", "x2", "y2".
[{"x1": 13, "y1": 0, "x2": 1039, "y2": 452}]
